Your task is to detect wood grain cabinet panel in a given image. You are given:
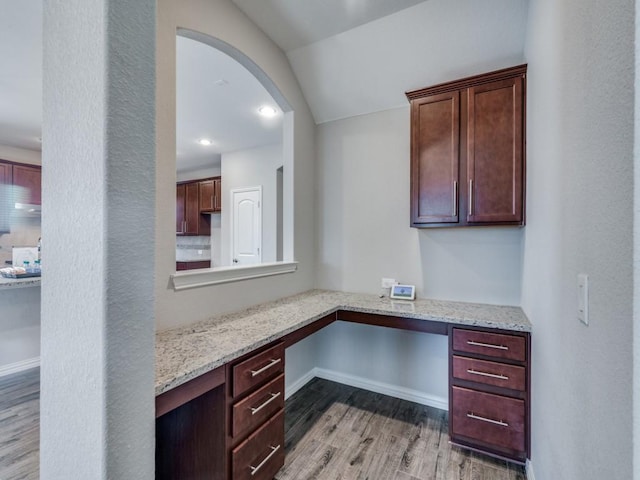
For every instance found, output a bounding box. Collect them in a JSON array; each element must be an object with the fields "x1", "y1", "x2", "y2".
[
  {"x1": 199, "y1": 176, "x2": 222, "y2": 213},
  {"x1": 407, "y1": 64, "x2": 526, "y2": 228},
  {"x1": 467, "y1": 77, "x2": 523, "y2": 223},
  {"x1": 452, "y1": 355, "x2": 525, "y2": 391},
  {"x1": 12, "y1": 164, "x2": 41, "y2": 206},
  {"x1": 411, "y1": 91, "x2": 460, "y2": 224},
  {"x1": 232, "y1": 343, "x2": 284, "y2": 398},
  {"x1": 449, "y1": 325, "x2": 530, "y2": 463},
  {"x1": 232, "y1": 374, "x2": 284, "y2": 439},
  {"x1": 452, "y1": 328, "x2": 526, "y2": 362},
  {"x1": 232, "y1": 410, "x2": 285, "y2": 480},
  {"x1": 0, "y1": 162, "x2": 11, "y2": 233},
  {"x1": 176, "y1": 181, "x2": 211, "y2": 236},
  {"x1": 451, "y1": 386, "x2": 525, "y2": 455}
]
